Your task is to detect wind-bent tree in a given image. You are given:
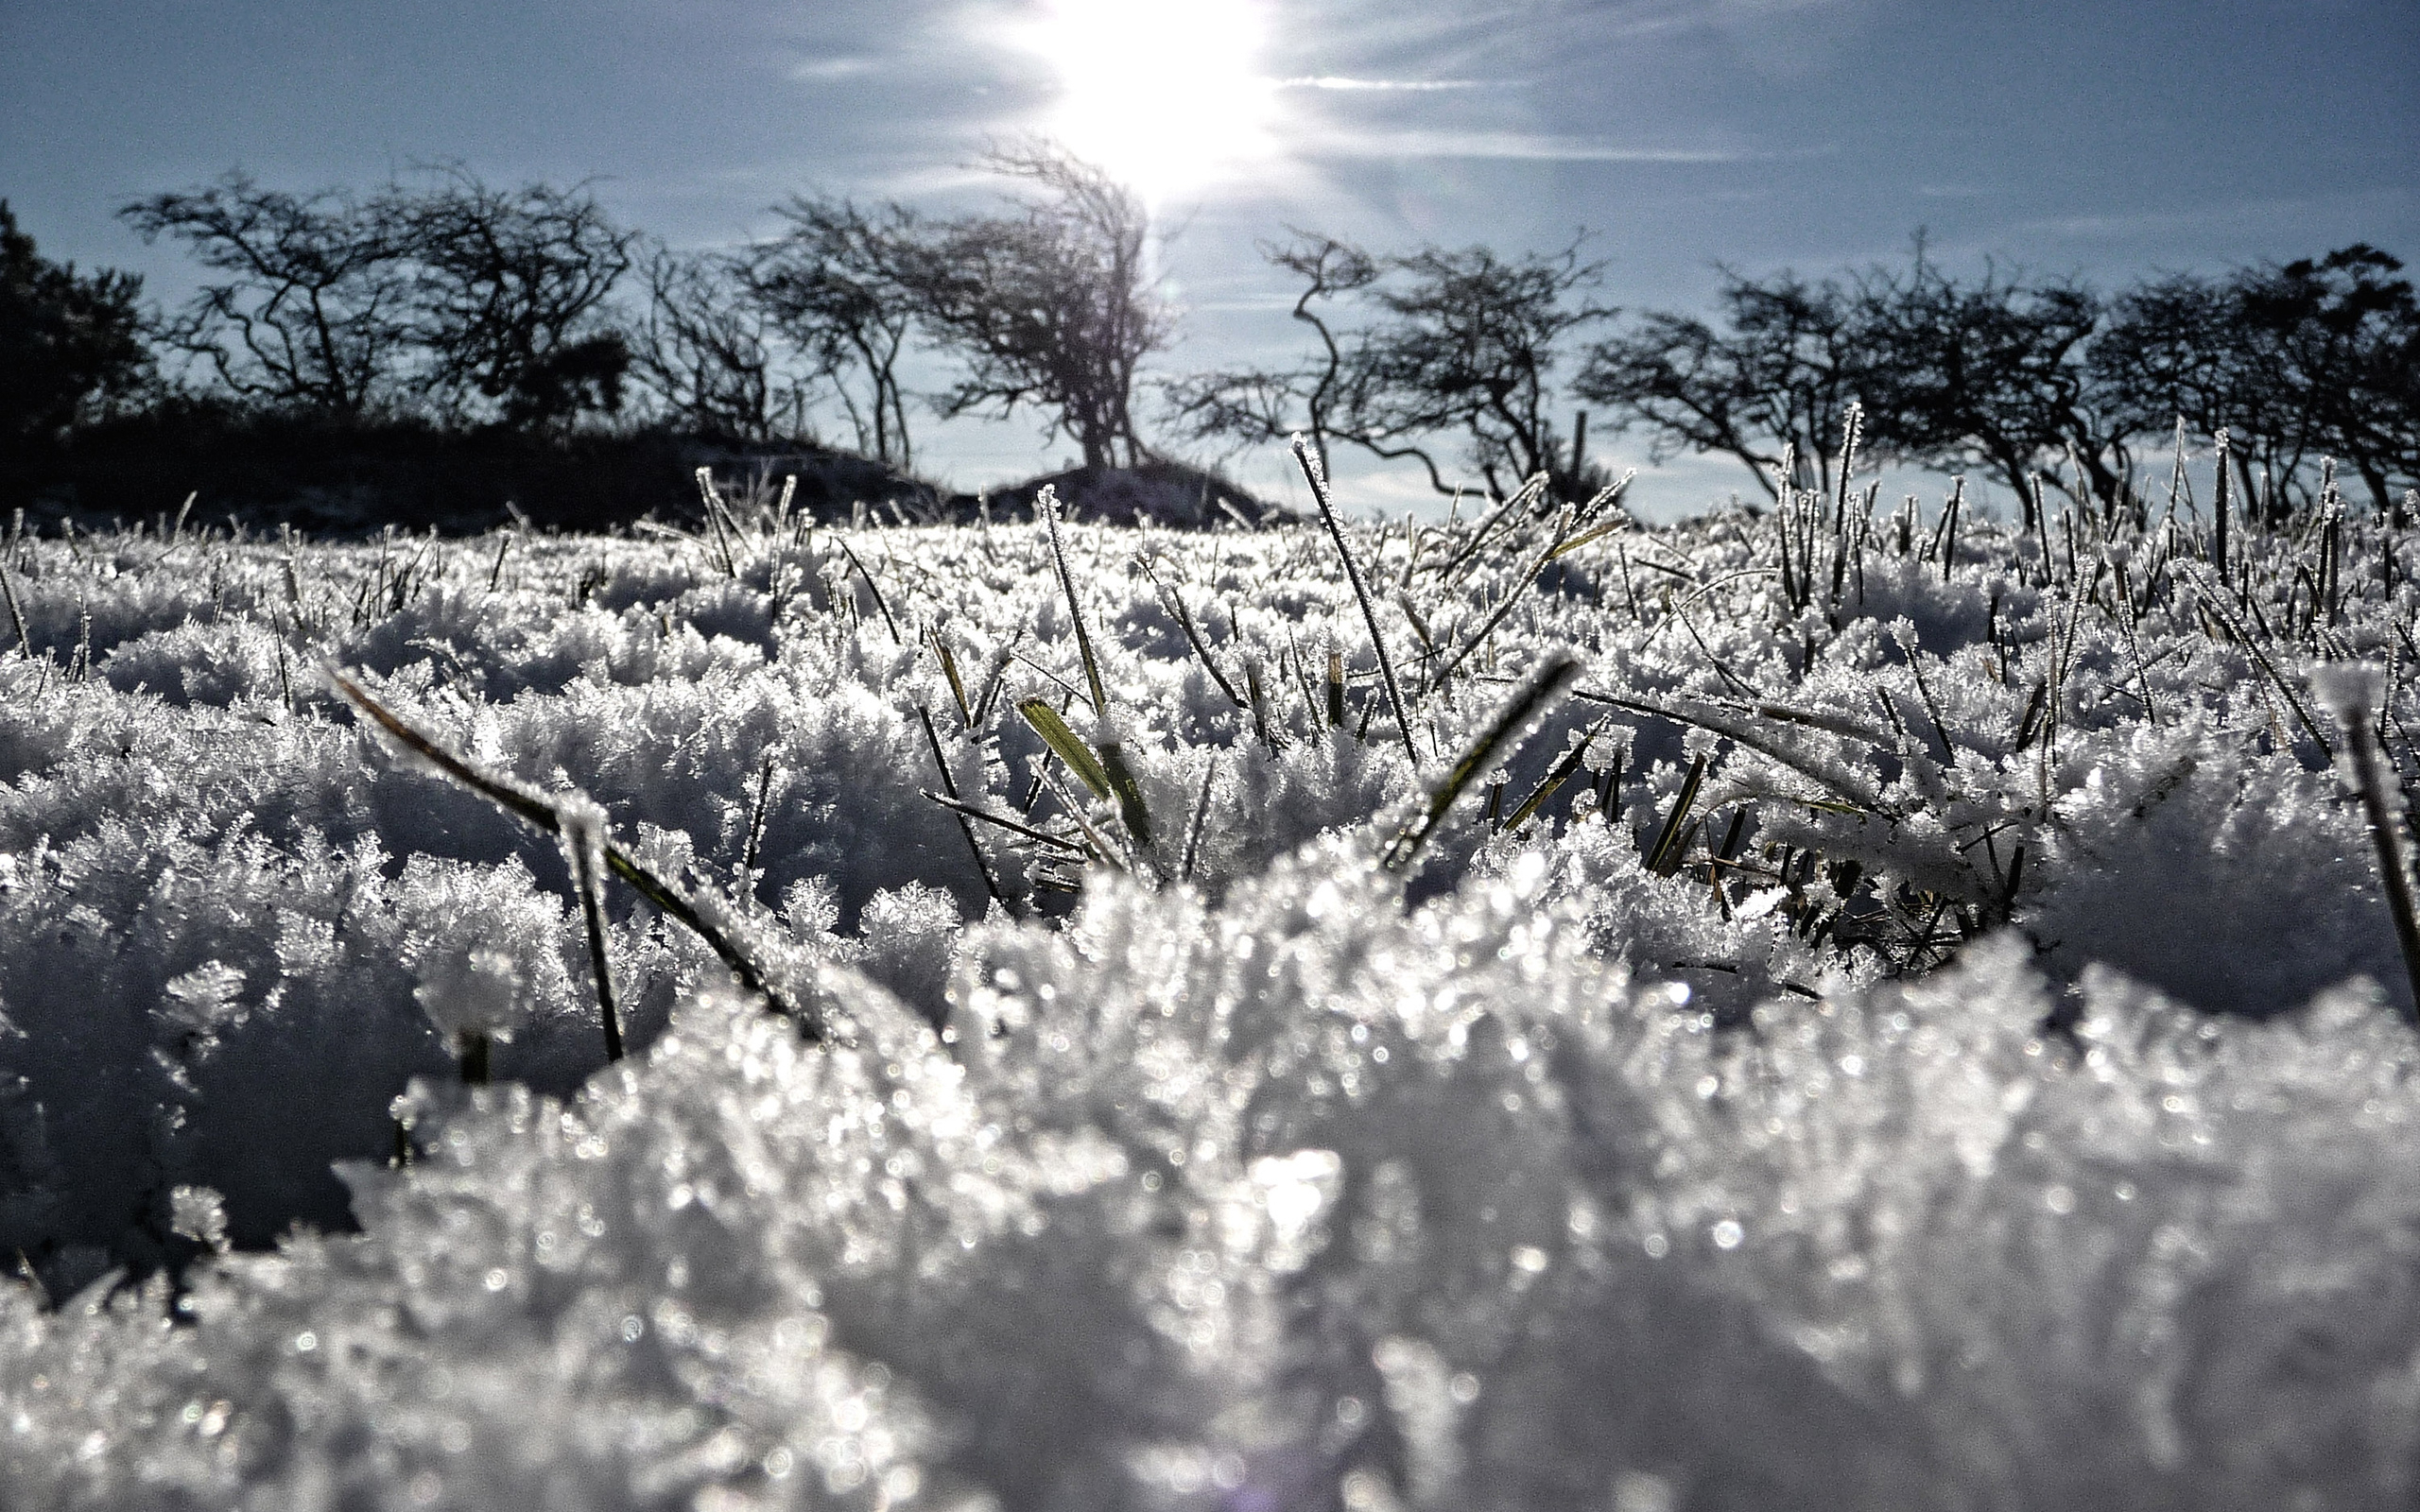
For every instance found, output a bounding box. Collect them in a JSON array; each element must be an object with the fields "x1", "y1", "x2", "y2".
[
  {"x1": 398, "y1": 168, "x2": 638, "y2": 433},
  {"x1": 2093, "y1": 273, "x2": 2260, "y2": 469},
  {"x1": 1850, "y1": 253, "x2": 2121, "y2": 518},
  {"x1": 894, "y1": 145, "x2": 1171, "y2": 472},
  {"x1": 2236, "y1": 247, "x2": 2417, "y2": 517},
  {"x1": 745, "y1": 198, "x2": 922, "y2": 470},
  {"x1": 1348, "y1": 241, "x2": 1614, "y2": 500},
  {"x1": 121, "y1": 172, "x2": 416, "y2": 420},
  {"x1": 0, "y1": 201, "x2": 151, "y2": 450},
  {"x1": 1170, "y1": 234, "x2": 1610, "y2": 501},
  {"x1": 1575, "y1": 268, "x2": 1864, "y2": 502},
  {"x1": 1166, "y1": 232, "x2": 1377, "y2": 481},
  {"x1": 630, "y1": 246, "x2": 796, "y2": 442}
]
